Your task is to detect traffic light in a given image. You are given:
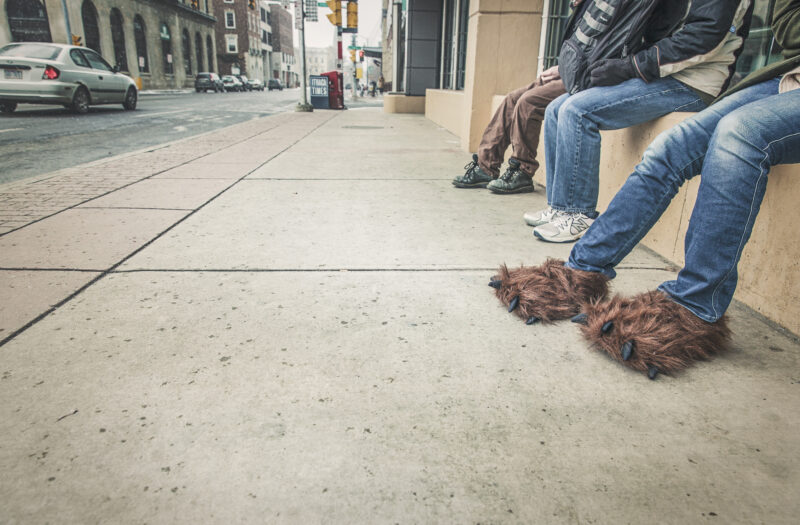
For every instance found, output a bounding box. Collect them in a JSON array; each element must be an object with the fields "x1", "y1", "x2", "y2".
[
  {"x1": 248, "y1": 0, "x2": 256, "y2": 9},
  {"x1": 71, "y1": 34, "x2": 82, "y2": 46},
  {"x1": 346, "y1": 1, "x2": 358, "y2": 29},
  {"x1": 349, "y1": 49, "x2": 356, "y2": 62},
  {"x1": 326, "y1": 0, "x2": 342, "y2": 26}
]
